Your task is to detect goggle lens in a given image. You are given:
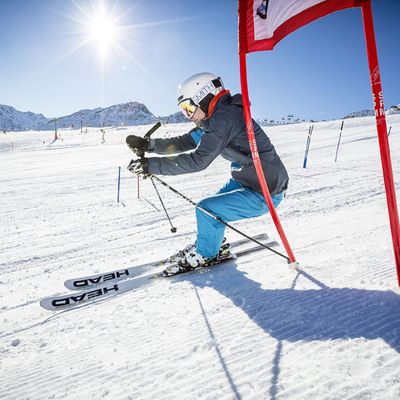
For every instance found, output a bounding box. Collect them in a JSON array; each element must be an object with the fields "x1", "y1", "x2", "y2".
[{"x1": 178, "y1": 98, "x2": 197, "y2": 118}]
